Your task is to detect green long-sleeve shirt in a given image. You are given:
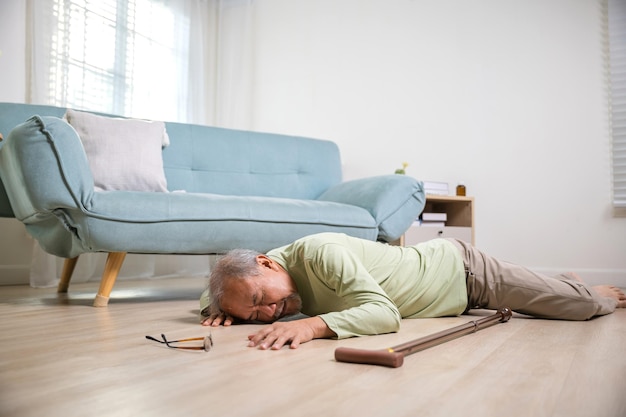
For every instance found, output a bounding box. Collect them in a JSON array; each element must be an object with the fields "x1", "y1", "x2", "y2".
[{"x1": 267, "y1": 233, "x2": 468, "y2": 339}]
